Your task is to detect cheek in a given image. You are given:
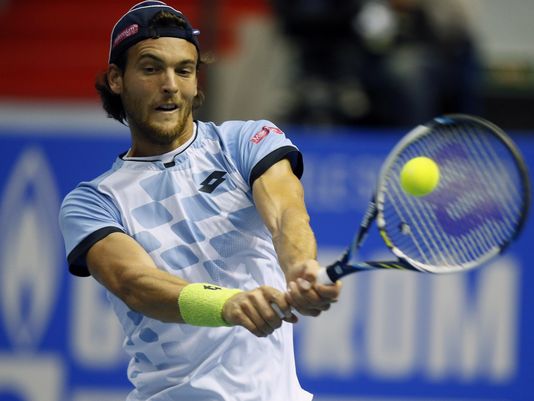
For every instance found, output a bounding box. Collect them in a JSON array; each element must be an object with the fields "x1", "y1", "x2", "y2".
[
  {"x1": 123, "y1": 81, "x2": 153, "y2": 107},
  {"x1": 127, "y1": 80, "x2": 151, "y2": 98},
  {"x1": 182, "y1": 79, "x2": 198, "y2": 99}
]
